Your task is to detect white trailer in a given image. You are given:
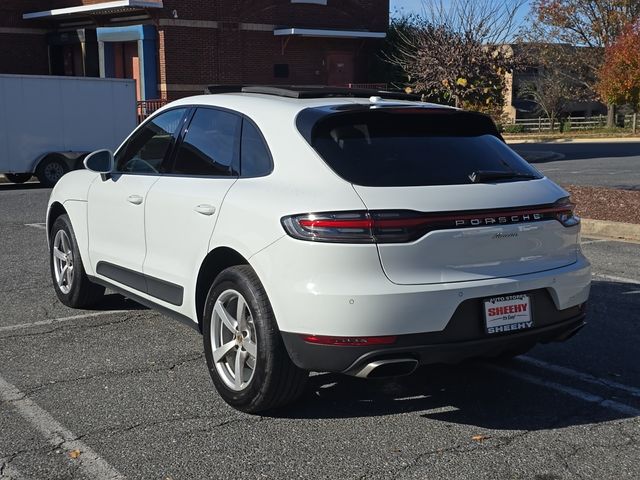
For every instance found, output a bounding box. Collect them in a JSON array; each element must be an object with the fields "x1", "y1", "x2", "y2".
[{"x1": 0, "y1": 74, "x2": 137, "y2": 187}]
